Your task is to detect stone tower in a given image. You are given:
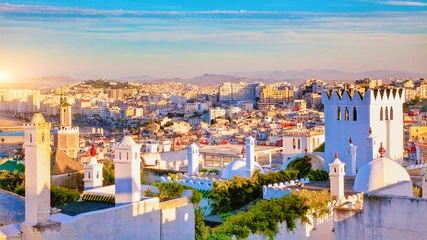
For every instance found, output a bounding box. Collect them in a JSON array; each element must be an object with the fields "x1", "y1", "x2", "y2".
[
  {"x1": 245, "y1": 135, "x2": 255, "y2": 178},
  {"x1": 322, "y1": 88, "x2": 404, "y2": 172},
  {"x1": 84, "y1": 144, "x2": 104, "y2": 191},
  {"x1": 23, "y1": 113, "x2": 51, "y2": 225},
  {"x1": 114, "y1": 136, "x2": 141, "y2": 205},
  {"x1": 53, "y1": 99, "x2": 80, "y2": 160},
  {"x1": 346, "y1": 137, "x2": 357, "y2": 176},
  {"x1": 329, "y1": 152, "x2": 345, "y2": 199},
  {"x1": 187, "y1": 143, "x2": 199, "y2": 175}
]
